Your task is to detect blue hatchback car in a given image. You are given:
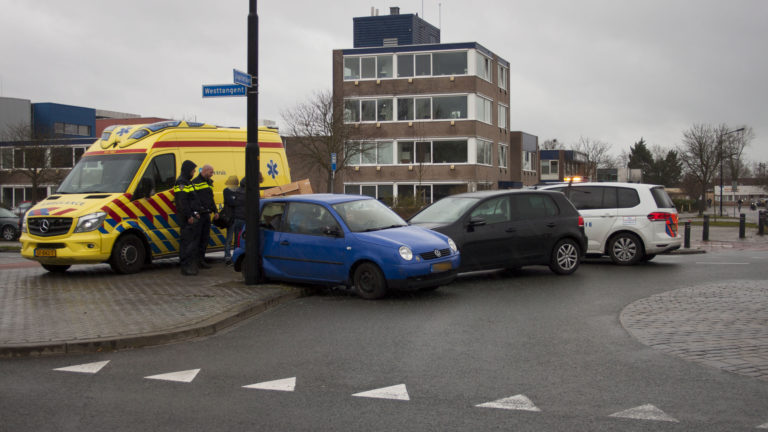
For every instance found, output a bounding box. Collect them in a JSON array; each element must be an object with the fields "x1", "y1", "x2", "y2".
[{"x1": 232, "y1": 194, "x2": 460, "y2": 299}]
